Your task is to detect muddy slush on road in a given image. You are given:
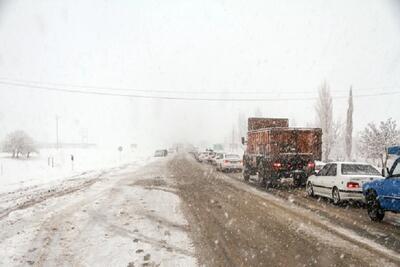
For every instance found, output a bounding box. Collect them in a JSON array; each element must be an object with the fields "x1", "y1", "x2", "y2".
[
  {"x1": 1, "y1": 154, "x2": 400, "y2": 267},
  {"x1": 169, "y1": 153, "x2": 400, "y2": 267}
]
